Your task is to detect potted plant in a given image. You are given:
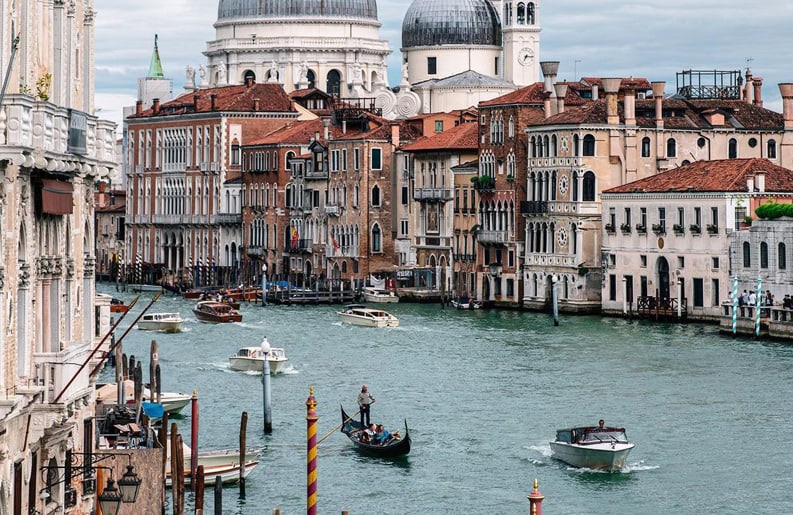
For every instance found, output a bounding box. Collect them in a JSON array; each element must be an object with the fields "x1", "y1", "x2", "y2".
[
  {"x1": 651, "y1": 223, "x2": 665, "y2": 234},
  {"x1": 605, "y1": 223, "x2": 615, "y2": 233},
  {"x1": 689, "y1": 224, "x2": 701, "y2": 233},
  {"x1": 620, "y1": 223, "x2": 631, "y2": 233},
  {"x1": 673, "y1": 223, "x2": 685, "y2": 234},
  {"x1": 635, "y1": 223, "x2": 646, "y2": 233},
  {"x1": 706, "y1": 223, "x2": 719, "y2": 234}
]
